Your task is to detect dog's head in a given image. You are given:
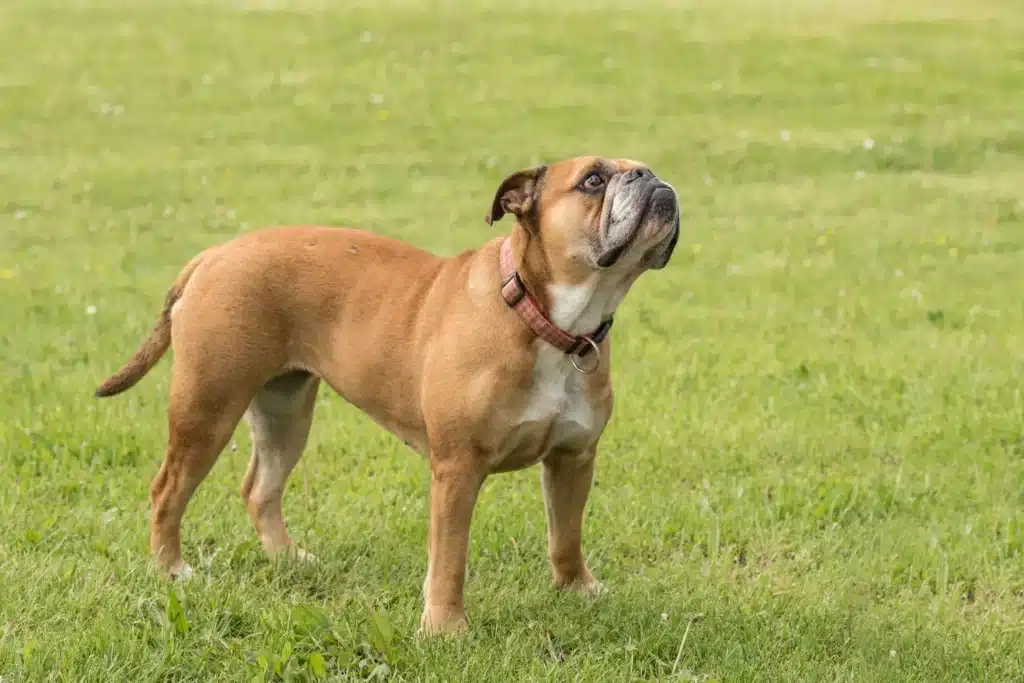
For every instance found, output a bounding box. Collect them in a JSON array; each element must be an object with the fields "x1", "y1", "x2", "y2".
[{"x1": 486, "y1": 156, "x2": 680, "y2": 281}]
